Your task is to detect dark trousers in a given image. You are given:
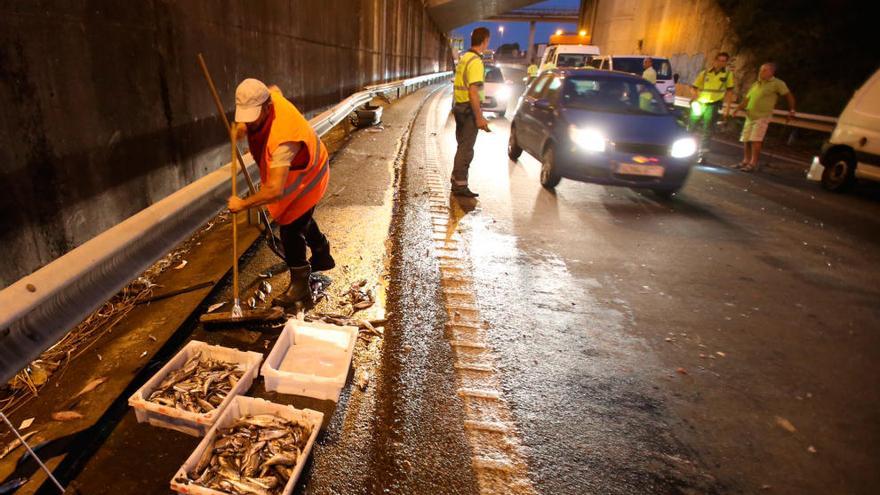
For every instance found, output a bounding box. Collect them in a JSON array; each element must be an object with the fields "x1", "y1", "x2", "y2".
[
  {"x1": 452, "y1": 103, "x2": 478, "y2": 187},
  {"x1": 689, "y1": 100, "x2": 722, "y2": 151},
  {"x1": 278, "y1": 207, "x2": 327, "y2": 268}
]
